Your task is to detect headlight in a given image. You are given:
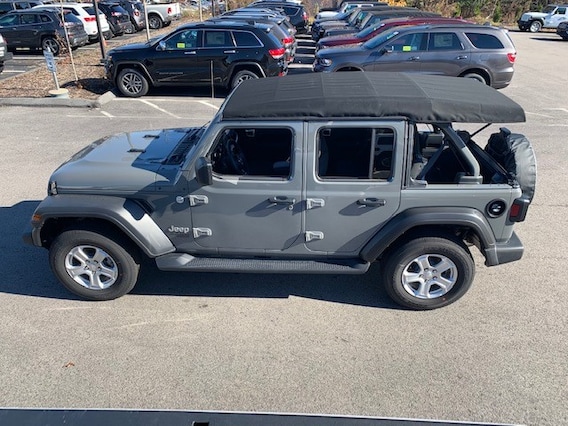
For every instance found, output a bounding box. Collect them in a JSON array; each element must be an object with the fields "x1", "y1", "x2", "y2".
[{"x1": 319, "y1": 58, "x2": 332, "y2": 66}]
